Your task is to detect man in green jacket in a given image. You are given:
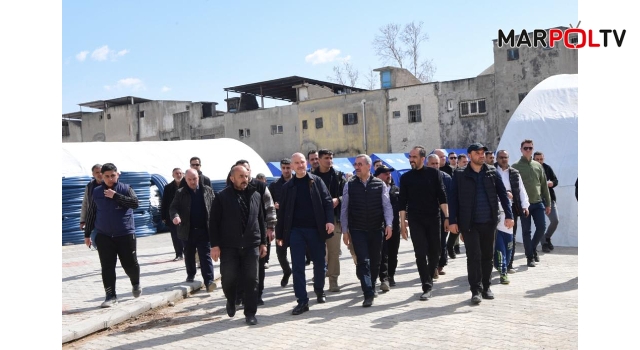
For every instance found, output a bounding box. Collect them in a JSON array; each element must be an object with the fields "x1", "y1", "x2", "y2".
[{"x1": 511, "y1": 139, "x2": 551, "y2": 268}]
